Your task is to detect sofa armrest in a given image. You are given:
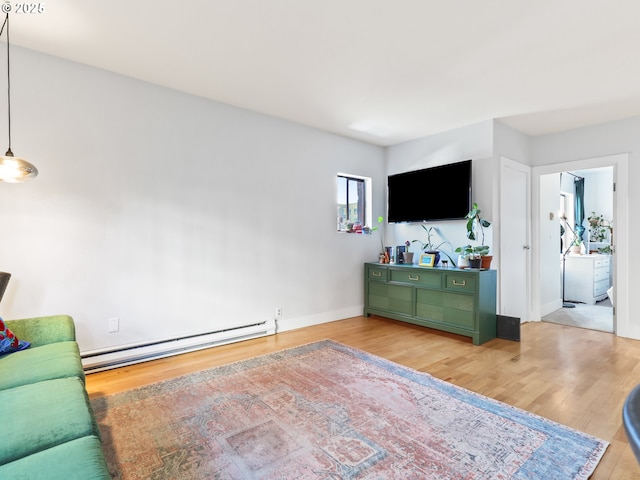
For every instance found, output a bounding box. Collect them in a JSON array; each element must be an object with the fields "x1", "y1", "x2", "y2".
[{"x1": 4, "y1": 315, "x2": 76, "y2": 347}]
